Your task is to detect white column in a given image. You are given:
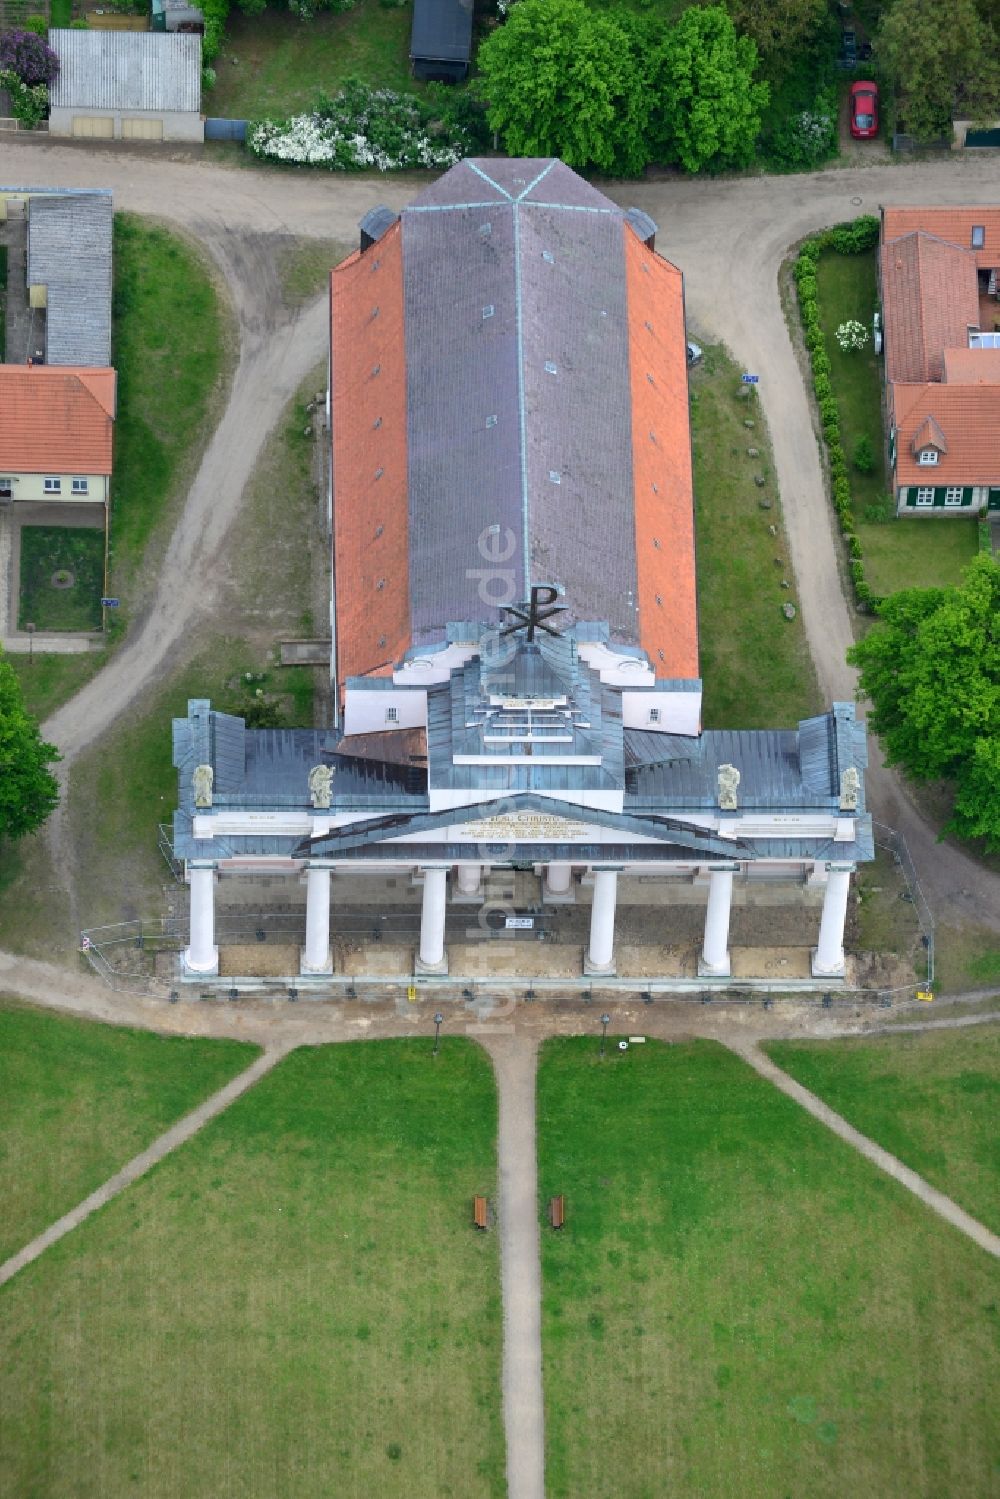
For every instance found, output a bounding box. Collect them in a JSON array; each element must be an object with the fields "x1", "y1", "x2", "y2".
[
  {"x1": 418, "y1": 866, "x2": 448, "y2": 971},
  {"x1": 699, "y1": 867, "x2": 734, "y2": 977},
  {"x1": 184, "y1": 863, "x2": 218, "y2": 975},
  {"x1": 812, "y1": 864, "x2": 853, "y2": 977},
  {"x1": 457, "y1": 863, "x2": 482, "y2": 896},
  {"x1": 586, "y1": 869, "x2": 618, "y2": 973},
  {"x1": 301, "y1": 864, "x2": 332, "y2": 974},
  {"x1": 544, "y1": 861, "x2": 573, "y2": 900}
]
